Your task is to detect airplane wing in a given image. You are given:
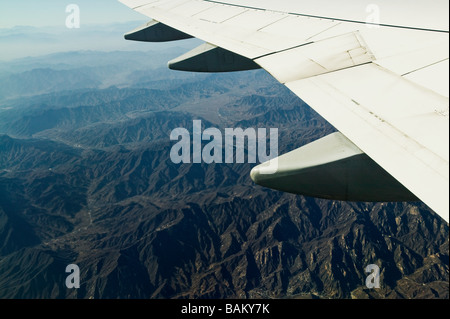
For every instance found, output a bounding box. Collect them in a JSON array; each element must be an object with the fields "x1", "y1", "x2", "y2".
[{"x1": 119, "y1": 0, "x2": 449, "y2": 222}]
